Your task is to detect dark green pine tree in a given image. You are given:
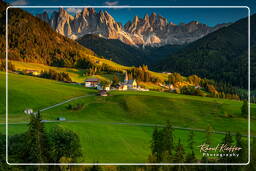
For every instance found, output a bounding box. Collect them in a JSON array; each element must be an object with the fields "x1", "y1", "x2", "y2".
[
  {"x1": 235, "y1": 132, "x2": 246, "y2": 163},
  {"x1": 185, "y1": 130, "x2": 197, "y2": 164},
  {"x1": 173, "y1": 139, "x2": 186, "y2": 171},
  {"x1": 25, "y1": 111, "x2": 49, "y2": 163},
  {"x1": 174, "y1": 139, "x2": 185, "y2": 163},
  {"x1": 151, "y1": 127, "x2": 163, "y2": 162},
  {"x1": 219, "y1": 131, "x2": 234, "y2": 165},
  {"x1": 241, "y1": 100, "x2": 248, "y2": 118},
  {"x1": 111, "y1": 74, "x2": 119, "y2": 87},
  {"x1": 222, "y1": 131, "x2": 233, "y2": 146},
  {"x1": 161, "y1": 121, "x2": 174, "y2": 157}
]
